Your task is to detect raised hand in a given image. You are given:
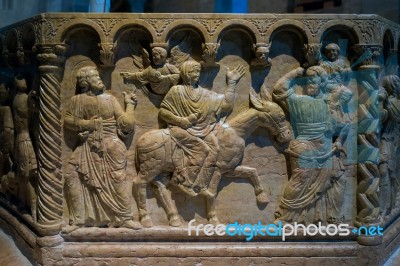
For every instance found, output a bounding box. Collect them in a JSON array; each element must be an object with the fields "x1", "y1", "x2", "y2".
[
  {"x1": 226, "y1": 64, "x2": 246, "y2": 84},
  {"x1": 123, "y1": 92, "x2": 138, "y2": 106}
]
